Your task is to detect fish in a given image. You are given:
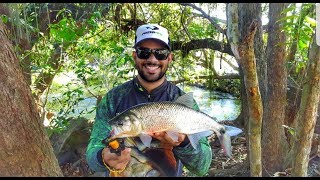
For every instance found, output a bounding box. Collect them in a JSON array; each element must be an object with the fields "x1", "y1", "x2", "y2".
[{"x1": 108, "y1": 92, "x2": 241, "y2": 158}]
